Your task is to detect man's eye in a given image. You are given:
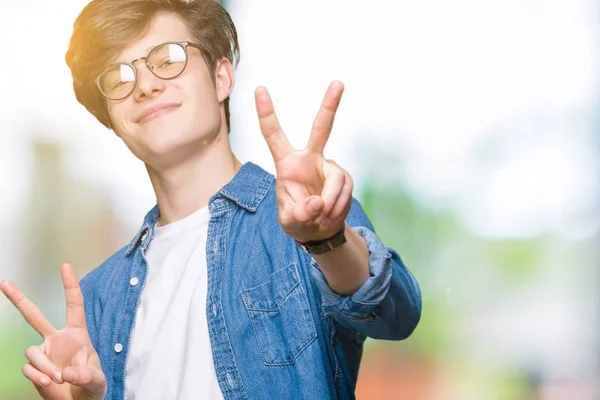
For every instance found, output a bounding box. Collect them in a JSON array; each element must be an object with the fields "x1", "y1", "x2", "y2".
[
  {"x1": 153, "y1": 58, "x2": 175, "y2": 69},
  {"x1": 111, "y1": 81, "x2": 127, "y2": 90}
]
